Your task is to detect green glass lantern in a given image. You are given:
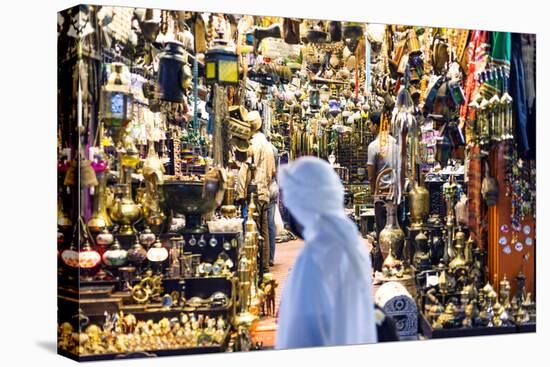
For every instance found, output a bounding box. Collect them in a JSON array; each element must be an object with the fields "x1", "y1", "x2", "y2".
[{"x1": 100, "y1": 62, "x2": 133, "y2": 137}]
